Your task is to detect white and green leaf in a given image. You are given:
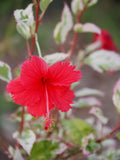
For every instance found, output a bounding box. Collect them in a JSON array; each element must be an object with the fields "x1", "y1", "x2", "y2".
[
  {"x1": 14, "y1": 4, "x2": 35, "y2": 39},
  {"x1": 75, "y1": 88, "x2": 104, "y2": 97},
  {"x1": 71, "y1": 0, "x2": 84, "y2": 15},
  {"x1": 112, "y1": 78, "x2": 120, "y2": 114},
  {"x1": 40, "y1": 0, "x2": 53, "y2": 11},
  {"x1": 72, "y1": 97, "x2": 101, "y2": 108},
  {"x1": 54, "y1": 4, "x2": 73, "y2": 44},
  {"x1": 89, "y1": 107, "x2": 108, "y2": 124},
  {"x1": 85, "y1": 50, "x2": 120, "y2": 73},
  {"x1": 74, "y1": 23, "x2": 101, "y2": 34},
  {"x1": 44, "y1": 52, "x2": 68, "y2": 65},
  {"x1": 62, "y1": 118, "x2": 94, "y2": 145},
  {"x1": 13, "y1": 148, "x2": 24, "y2": 160},
  {"x1": 0, "y1": 61, "x2": 12, "y2": 82},
  {"x1": 13, "y1": 130, "x2": 36, "y2": 155},
  {"x1": 83, "y1": 0, "x2": 98, "y2": 7}
]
